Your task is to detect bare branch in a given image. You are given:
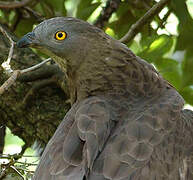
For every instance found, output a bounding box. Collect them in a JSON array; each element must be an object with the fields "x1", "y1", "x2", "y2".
[
  {"x1": 0, "y1": 70, "x2": 21, "y2": 95},
  {"x1": 120, "y1": 0, "x2": 171, "y2": 44},
  {"x1": 0, "y1": 59, "x2": 52, "y2": 96},
  {"x1": 21, "y1": 58, "x2": 51, "y2": 73},
  {"x1": 24, "y1": 7, "x2": 45, "y2": 22},
  {"x1": 94, "y1": 0, "x2": 121, "y2": 29},
  {"x1": 0, "y1": 0, "x2": 33, "y2": 9},
  {"x1": 0, "y1": 154, "x2": 39, "y2": 158},
  {"x1": 0, "y1": 26, "x2": 14, "y2": 45},
  {"x1": 0, "y1": 167, "x2": 6, "y2": 179},
  {"x1": 0, "y1": 25, "x2": 15, "y2": 73},
  {"x1": 10, "y1": 166, "x2": 25, "y2": 180},
  {"x1": 18, "y1": 64, "x2": 62, "y2": 82},
  {"x1": 156, "y1": 9, "x2": 171, "y2": 31}
]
